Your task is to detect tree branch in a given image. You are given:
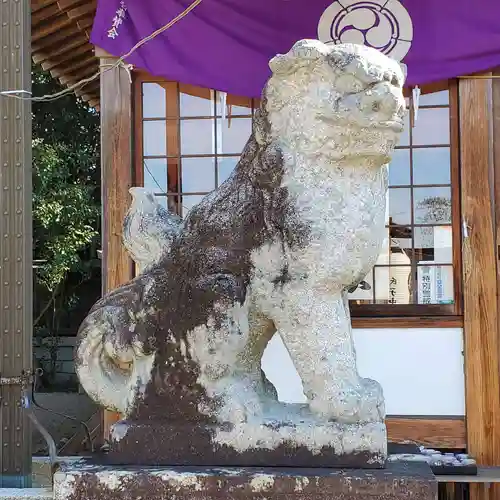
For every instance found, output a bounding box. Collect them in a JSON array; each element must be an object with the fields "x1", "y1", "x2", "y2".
[{"x1": 34, "y1": 284, "x2": 60, "y2": 328}]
